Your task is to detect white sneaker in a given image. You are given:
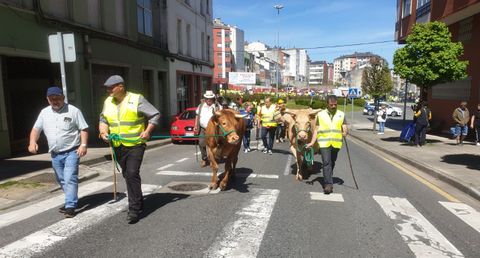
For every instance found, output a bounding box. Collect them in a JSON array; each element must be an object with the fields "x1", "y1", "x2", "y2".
[
  {"x1": 268, "y1": 150, "x2": 273, "y2": 155},
  {"x1": 247, "y1": 148, "x2": 251, "y2": 152},
  {"x1": 262, "y1": 149, "x2": 268, "y2": 154},
  {"x1": 244, "y1": 149, "x2": 248, "y2": 153},
  {"x1": 477, "y1": 142, "x2": 480, "y2": 146}
]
